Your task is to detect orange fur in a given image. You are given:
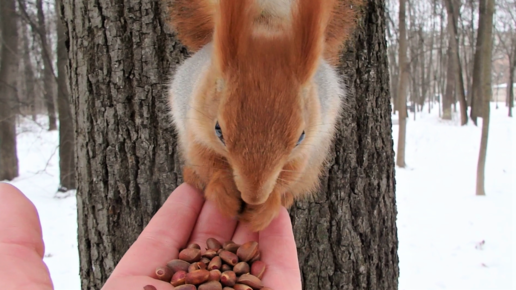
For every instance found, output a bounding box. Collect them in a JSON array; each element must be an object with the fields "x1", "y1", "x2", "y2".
[
  {"x1": 168, "y1": 0, "x2": 216, "y2": 51},
  {"x1": 173, "y1": 0, "x2": 354, "y2": 231},
  {"x1": 168, "y1": 0, "x2": 363, "y2": 64}
]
